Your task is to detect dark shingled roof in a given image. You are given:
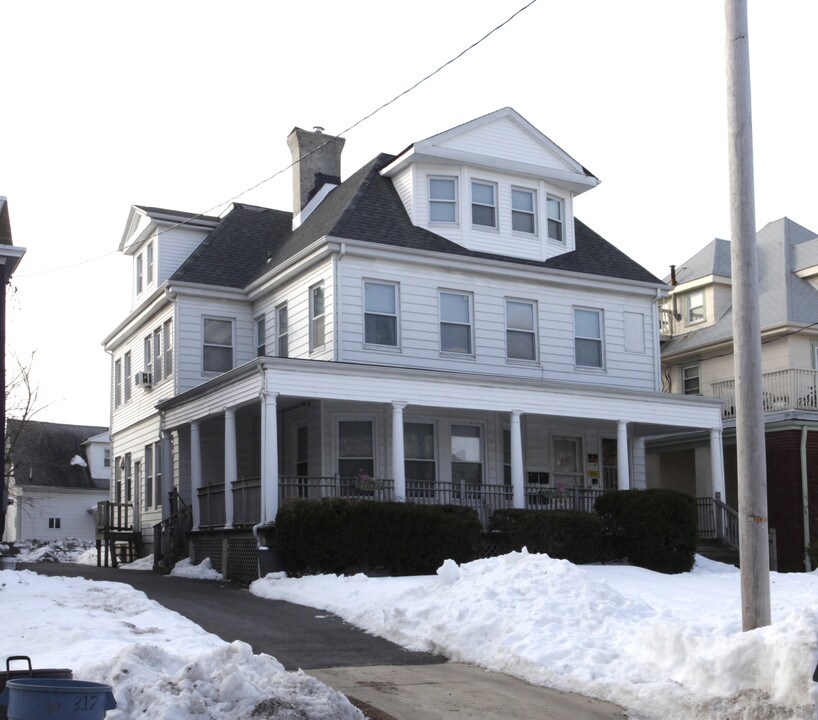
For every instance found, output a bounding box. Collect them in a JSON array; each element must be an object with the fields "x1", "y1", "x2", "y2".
[
  {"x1": 134, "y1": 206, "x2": 221, "y2": 223},
  {"x1": 8, "y1": 420, "x2": 108, "y2": 489},
  {"x1": 174, "y1": 155, "x2": 661, "y2": 289}
]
